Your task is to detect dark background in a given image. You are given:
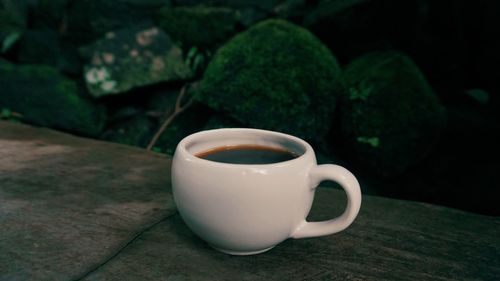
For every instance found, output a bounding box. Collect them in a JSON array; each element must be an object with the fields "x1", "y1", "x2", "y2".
[{"x1": 1, "y1": 0, "x2": 498, "y2": 215}]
